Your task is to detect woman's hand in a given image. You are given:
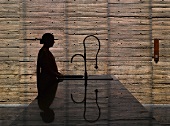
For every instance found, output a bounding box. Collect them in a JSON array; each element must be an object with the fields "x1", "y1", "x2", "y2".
[{"x1": 56, "y1": 72, "x2": 64, "y2": 82}]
